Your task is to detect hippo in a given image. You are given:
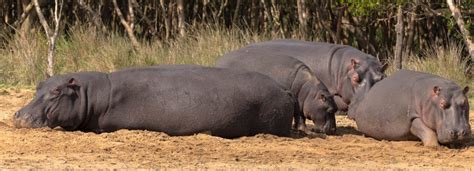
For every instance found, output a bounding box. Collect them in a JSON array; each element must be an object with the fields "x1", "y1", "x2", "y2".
[
  {"x1": 348, "y1": 70, "x2": 470, "y2": 146},
  {"x1": 236, "y1": 39, "x2": 388, "y2": 112},
  {"x1": 216, "y1": 53, "x2": 337, "y2": 134},
  {"x1": 13, "y1": 65, "x2": 296, "y2": 138}
]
